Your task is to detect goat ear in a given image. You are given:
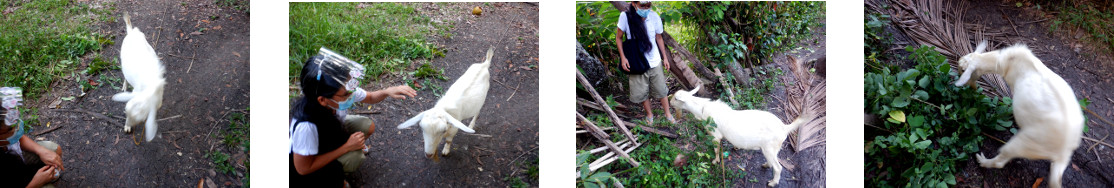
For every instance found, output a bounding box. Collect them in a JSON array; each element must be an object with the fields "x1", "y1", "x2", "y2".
[
  {"x1": 975, "y1": 40, "x2": 988, "y2": 53},
  {"x1": 397, "y1": 111, "x2": 425, "y2": 129},
  {"x1": 447, "y1": 117, "x2": 475, "y2": 133},
  {"x1": 691, "y1": 85, "x2": 701, "y2": 94},
  {"x1": 955, "y1": 62, "x2": 978, "y2": 87}
]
